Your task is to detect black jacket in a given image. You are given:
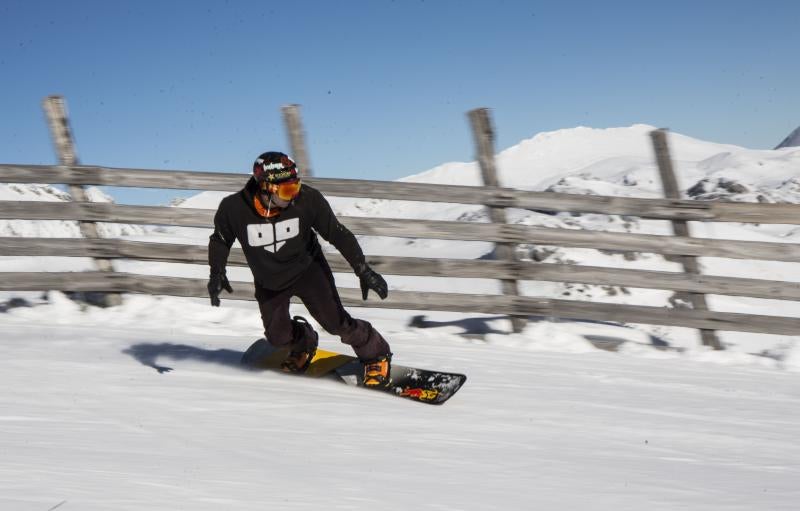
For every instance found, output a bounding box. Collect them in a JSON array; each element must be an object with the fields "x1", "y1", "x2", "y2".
[{"x1": 208, "y1": 178, "x2": 365, "y2": 290}]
